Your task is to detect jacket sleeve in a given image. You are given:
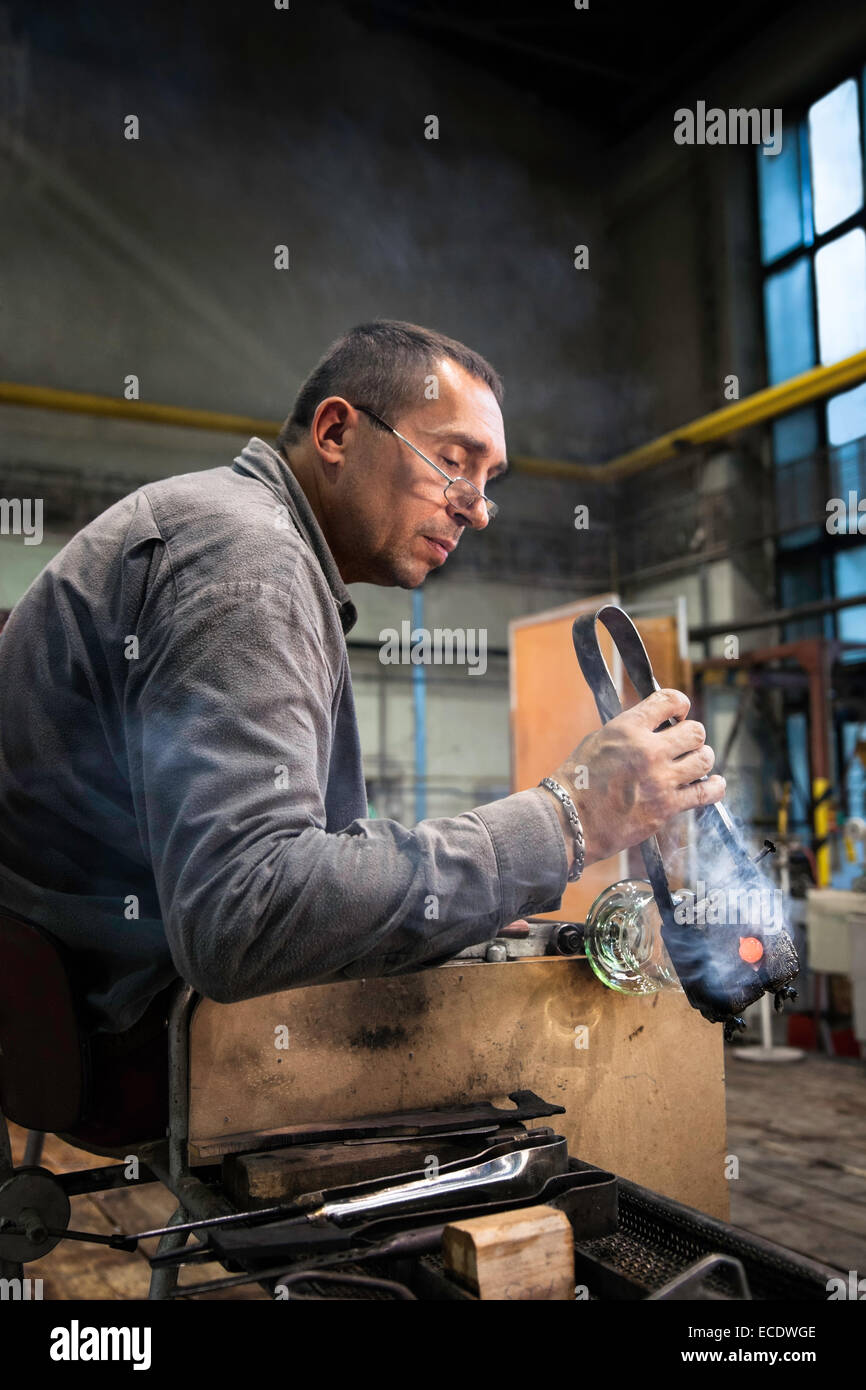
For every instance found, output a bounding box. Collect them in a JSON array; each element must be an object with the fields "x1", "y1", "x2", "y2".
[{"x1": 124, "y1": 576, "x2": 567, "y2": 1005}]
